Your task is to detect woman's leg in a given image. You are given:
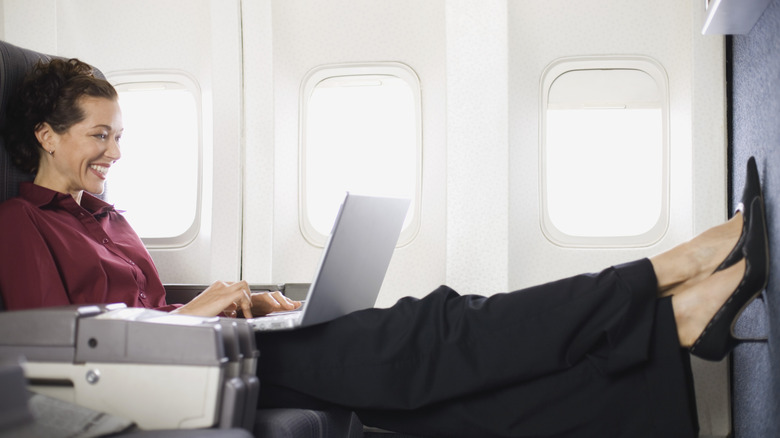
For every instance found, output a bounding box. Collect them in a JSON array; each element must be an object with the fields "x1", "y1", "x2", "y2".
[
  {"x1": 256, "y1": 259, "x2": 659, "y2": 410},
  {"x1": 354, "y1": 298, "x2": 698, "y2": 438}
]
